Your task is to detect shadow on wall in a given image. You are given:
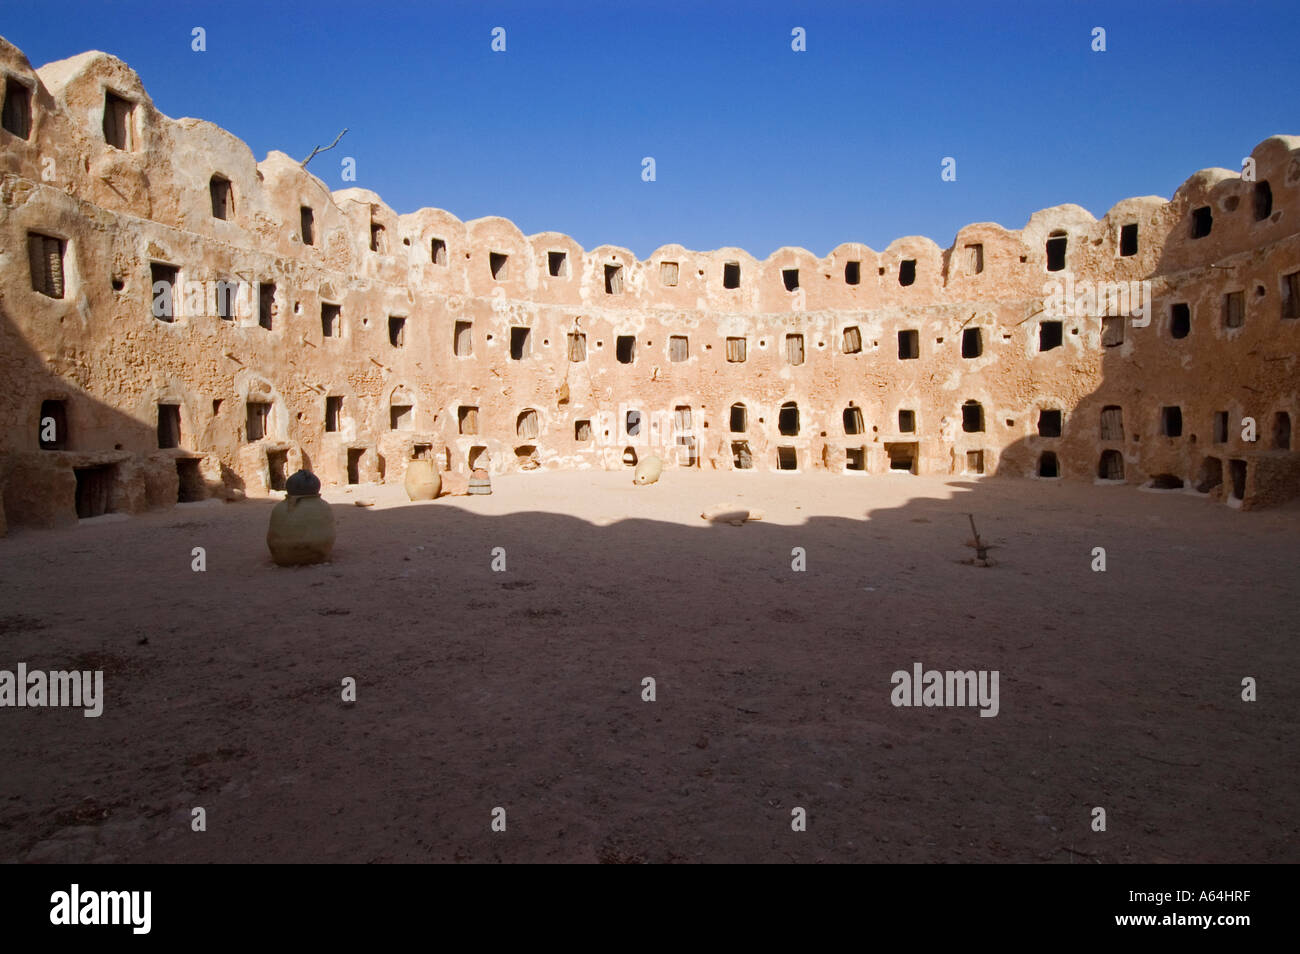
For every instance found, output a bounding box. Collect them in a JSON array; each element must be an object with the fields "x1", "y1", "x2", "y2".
[
  {"x1": 0, "y1": 302, "x2": 240, "y2": 533},
  {"x1": 990, "y1": 151, "x2": 1300, "y2": 509}
]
